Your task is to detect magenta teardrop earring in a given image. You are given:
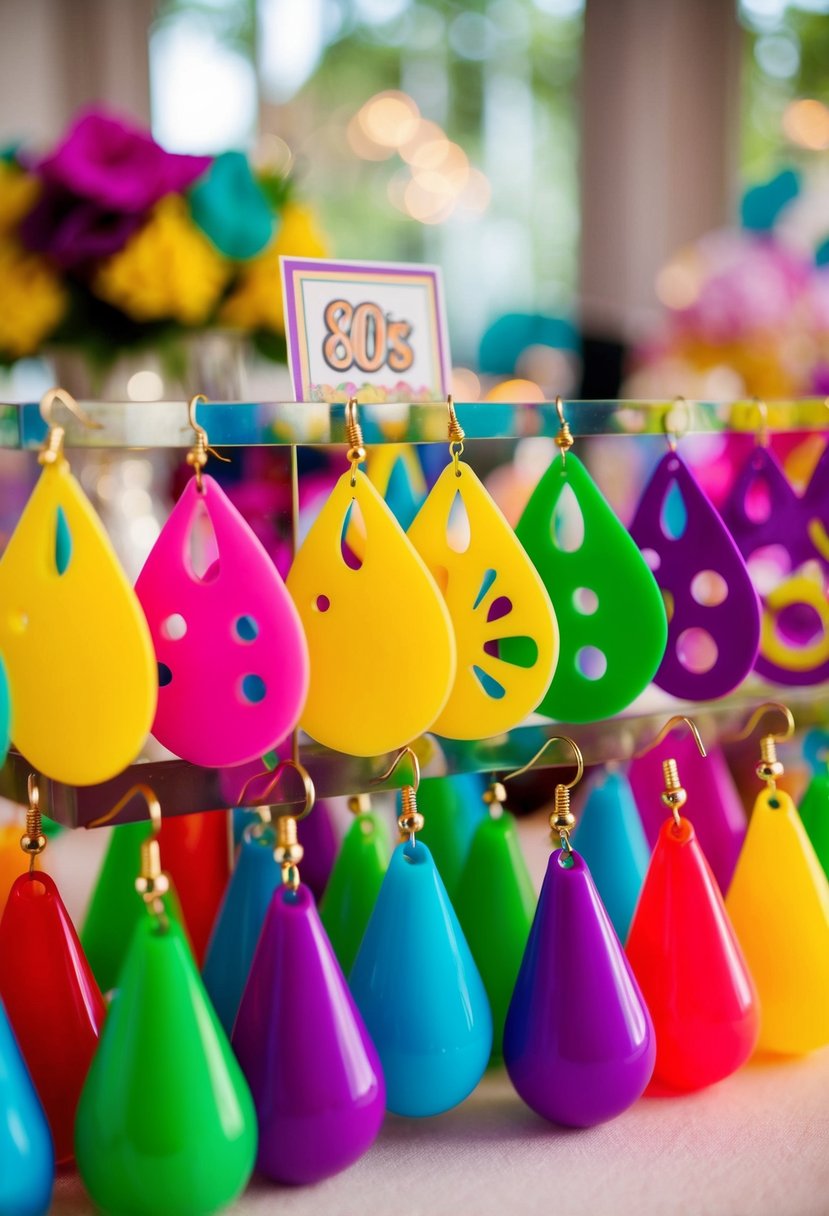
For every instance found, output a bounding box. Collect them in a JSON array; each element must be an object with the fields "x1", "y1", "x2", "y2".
[{"x1": 629, "y1": 400, "x2": 761, "y2": 700}]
